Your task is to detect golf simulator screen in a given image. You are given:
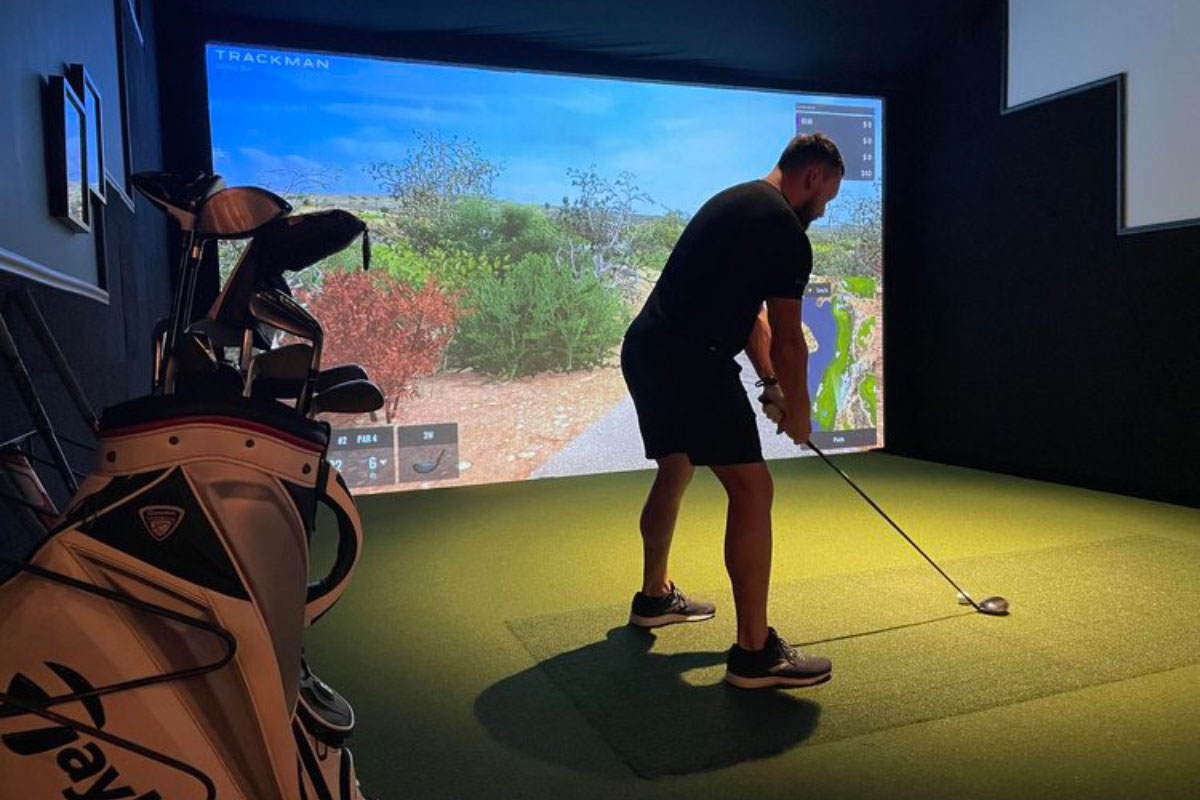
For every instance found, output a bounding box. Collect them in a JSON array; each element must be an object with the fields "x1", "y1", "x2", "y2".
[{"x1": 206, "y1": 44, "x2": 884, "y2": 493}]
